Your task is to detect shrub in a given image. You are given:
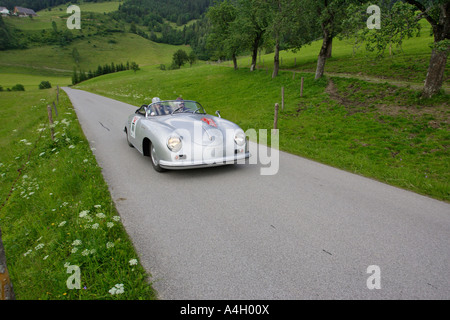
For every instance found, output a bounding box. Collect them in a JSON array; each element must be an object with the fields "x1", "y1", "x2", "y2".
[
  {"x1": 11, "y1": 84, "x2": 25, "y2": 91},
  {"x1": 39, "y1": 81, "x2": 52, "y2": 90}
]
